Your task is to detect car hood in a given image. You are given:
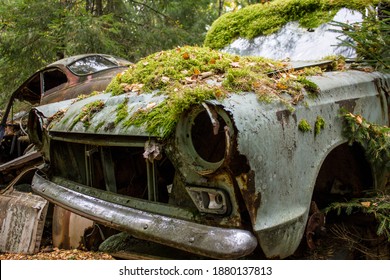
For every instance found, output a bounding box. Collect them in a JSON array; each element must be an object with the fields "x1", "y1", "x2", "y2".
[{"x1": 33, "y1": 92, "x2": 166, "y2": 137}]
